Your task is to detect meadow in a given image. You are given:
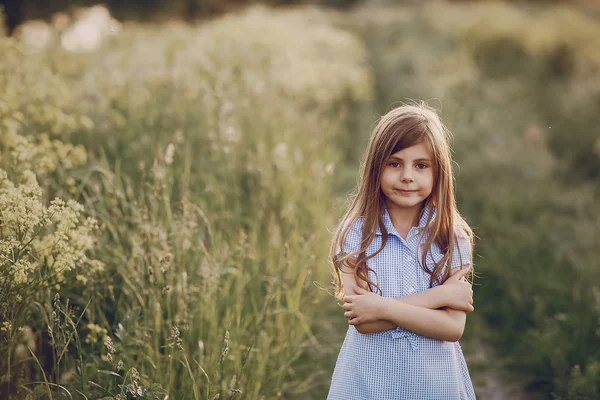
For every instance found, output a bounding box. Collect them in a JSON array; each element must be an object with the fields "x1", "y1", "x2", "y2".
[{"x1": 1, "y1": 2, "x2": 600, "y2": 399}]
